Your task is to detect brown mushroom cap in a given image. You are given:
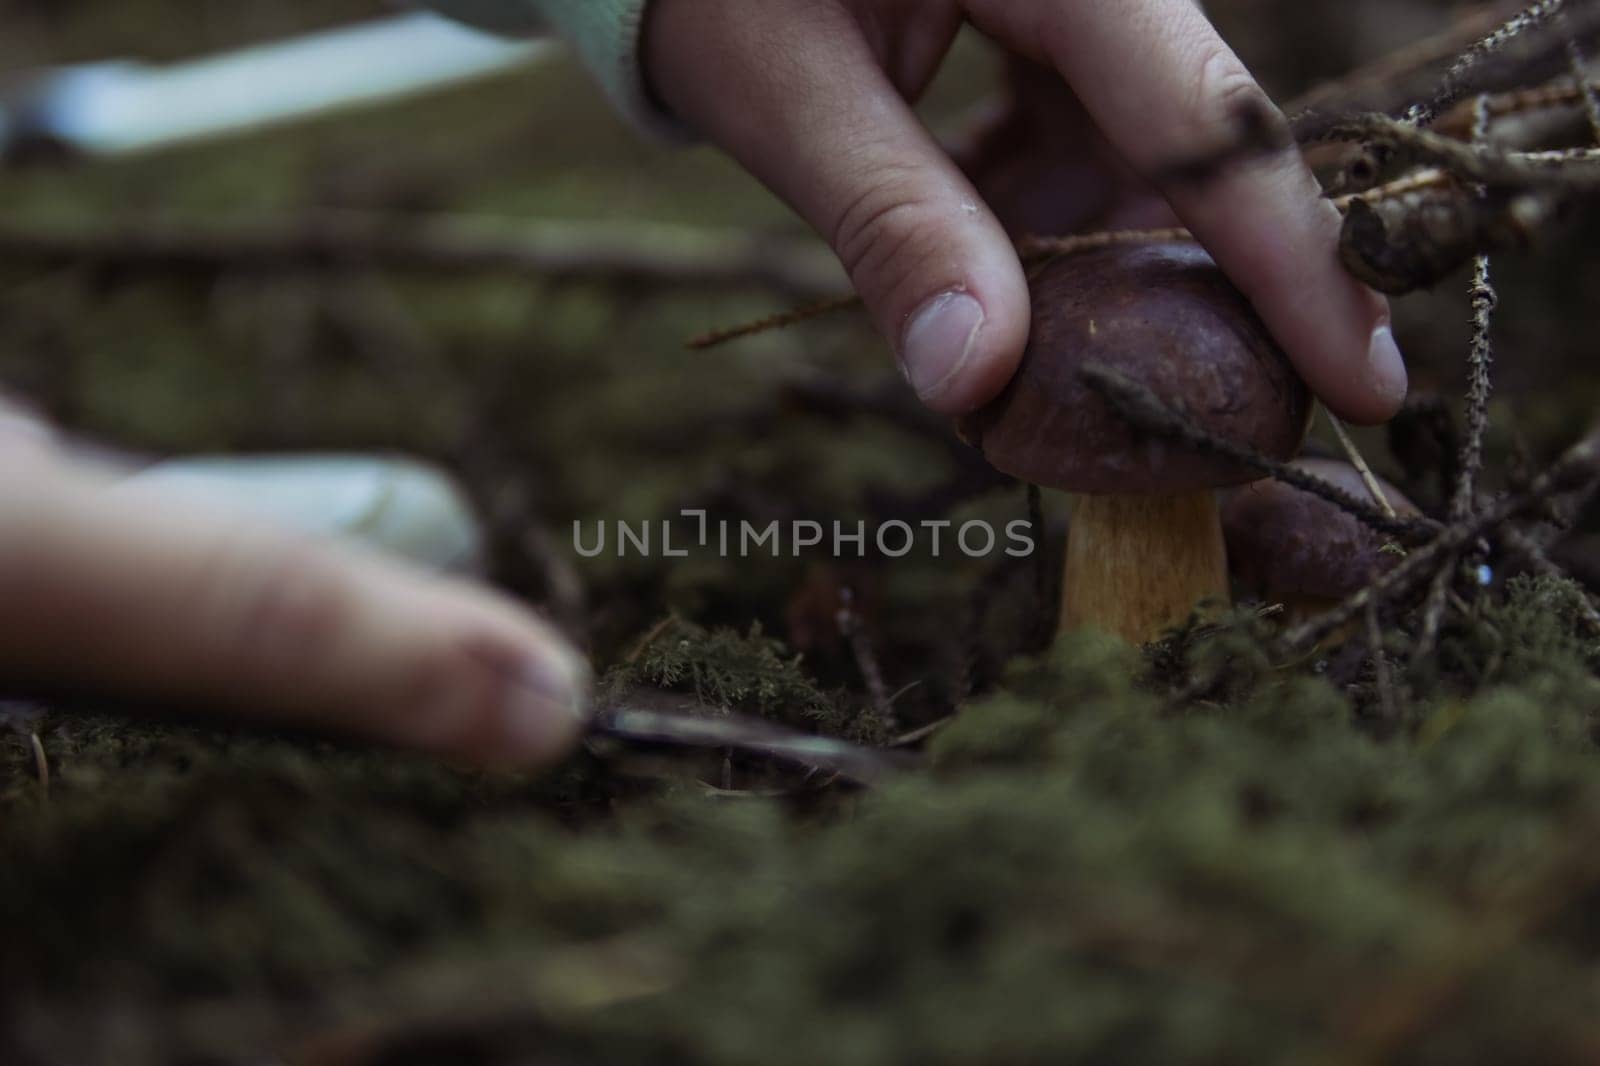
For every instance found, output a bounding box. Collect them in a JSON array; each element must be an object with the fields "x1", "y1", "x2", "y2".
[
  {"x1": 959, "y1": 243, "x2": 1312, "y2": 495},
  {"x1": 1222, "y1": 458, "x2": 1420, "y2": 602}
]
